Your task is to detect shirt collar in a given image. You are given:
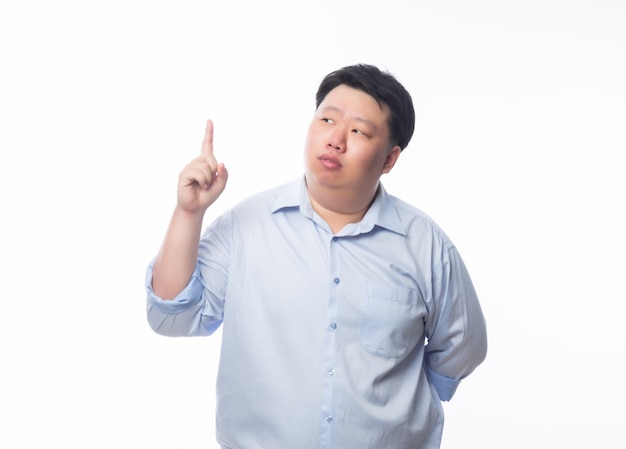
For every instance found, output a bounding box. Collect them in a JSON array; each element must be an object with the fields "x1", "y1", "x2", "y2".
[
  {"x1": 362, "y1": 183, "x2": 407, "y2": 236},
  {"x1": 271, "y1": 176, "x2": 311, "y2": 215},
  {"x1": 271, "y1": 176, "x2": 407, "y2": 236}
]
